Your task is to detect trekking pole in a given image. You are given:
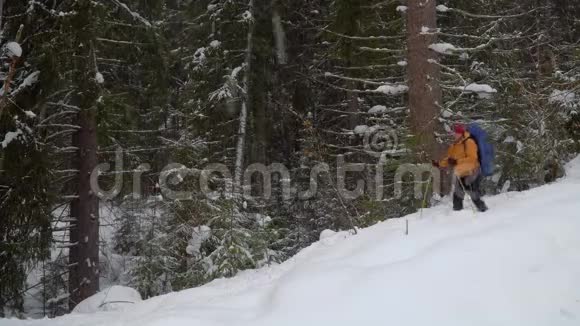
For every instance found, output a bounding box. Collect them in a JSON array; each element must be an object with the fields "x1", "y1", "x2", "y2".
[
  {"x1": 419, "y1": 175, "x2": 432, "y2": 219},
  {"x1": 457, "y1": 176, "x2": 477, "y2": 214}
]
